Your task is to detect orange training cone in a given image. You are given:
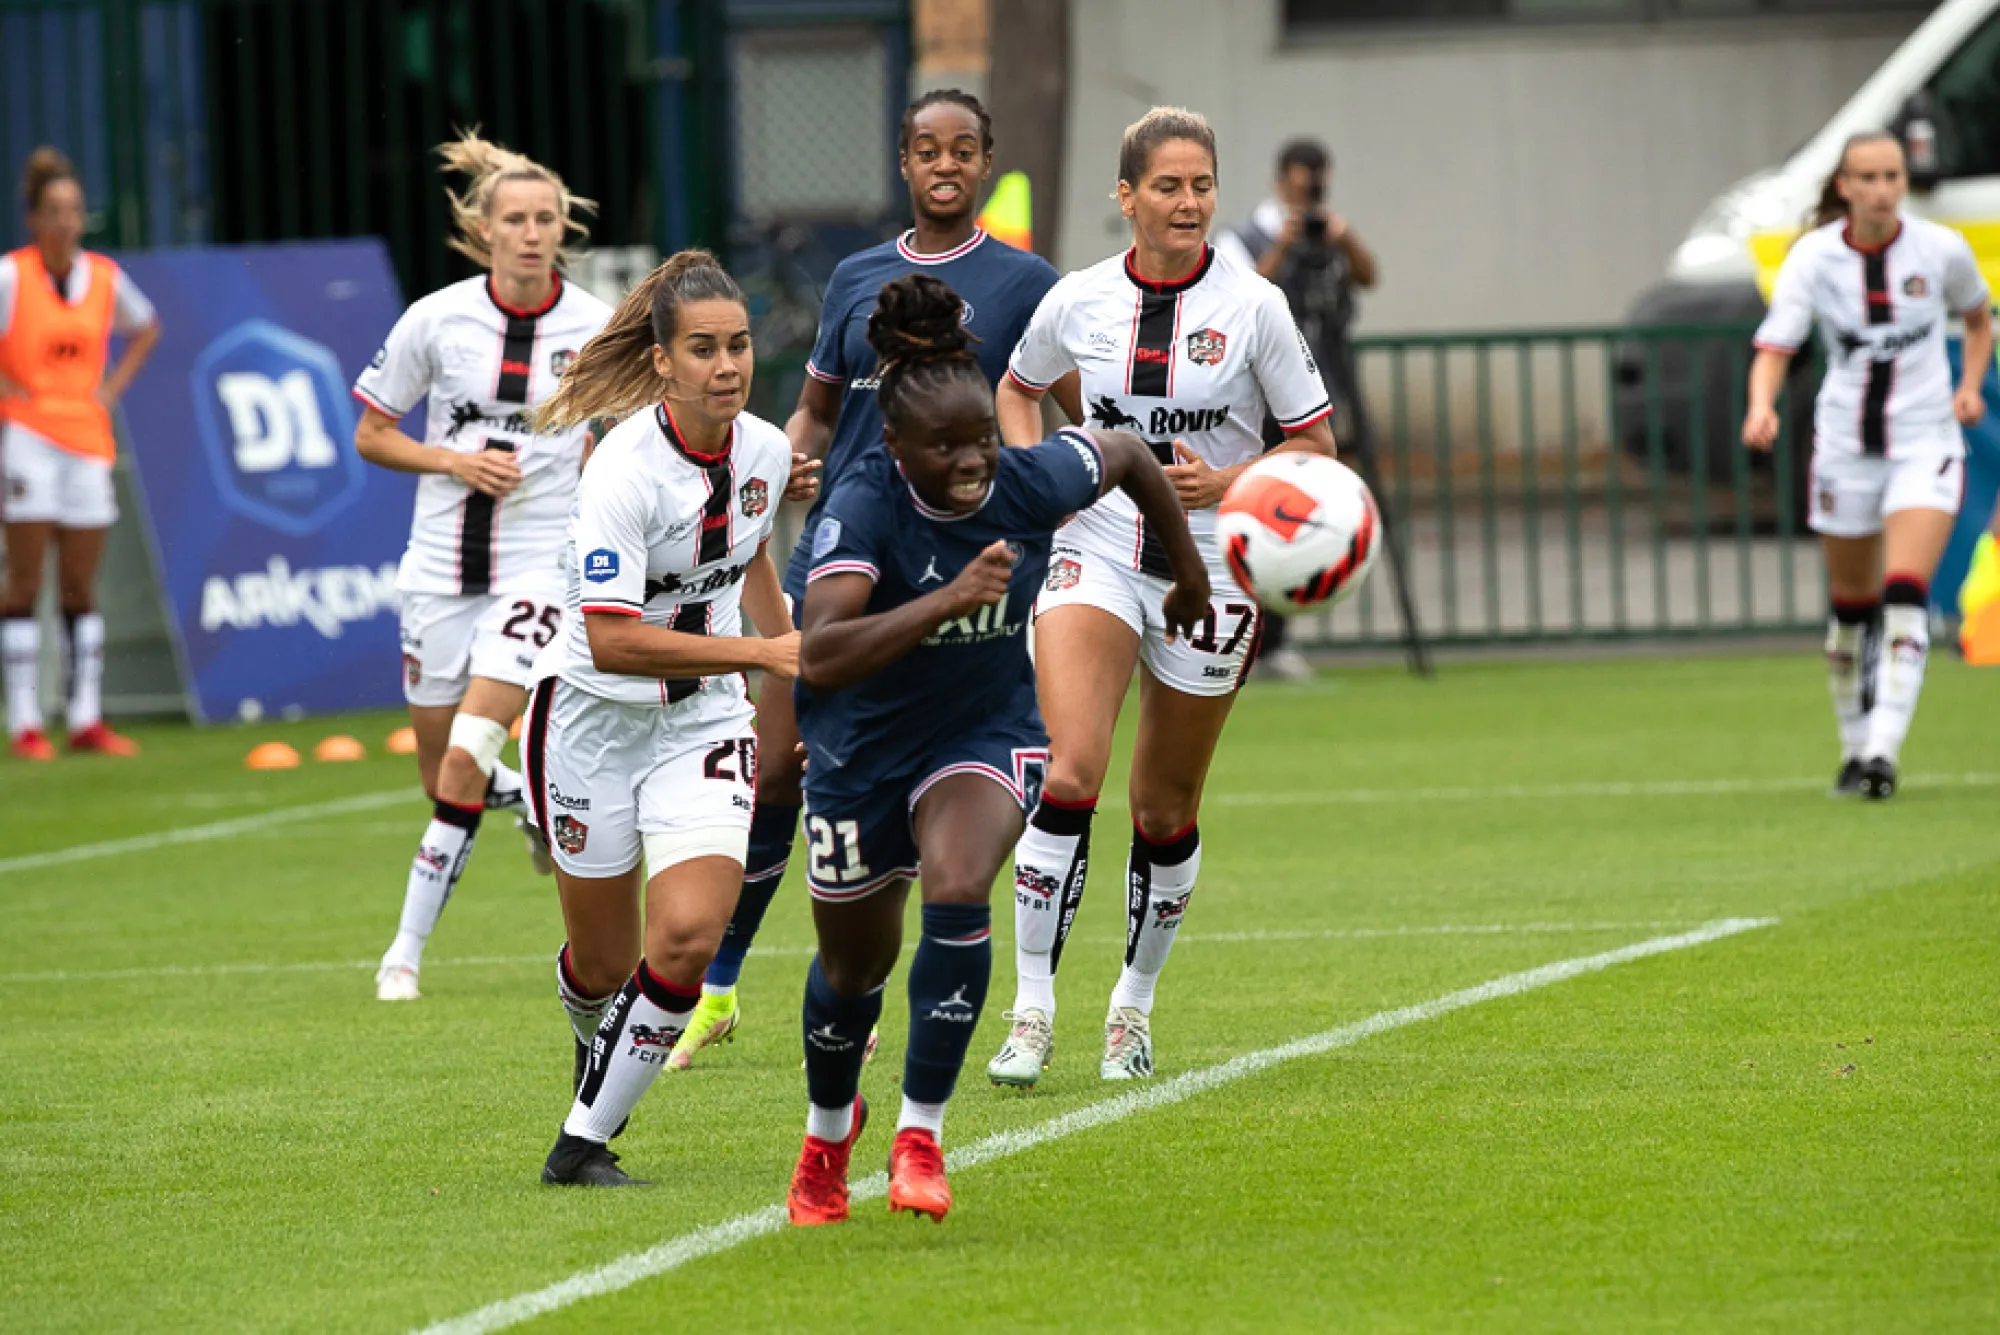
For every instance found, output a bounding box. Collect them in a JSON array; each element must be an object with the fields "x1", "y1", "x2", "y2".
[
  {"x1": 315, "y1": 735, "x2": 366, "y2": 762},
  {"x1": 246, "y1": 741, "x2": 301, "y2": 770},
  {"x1": 385, "y1": 726, "x2": 418, "y2": 755}
]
